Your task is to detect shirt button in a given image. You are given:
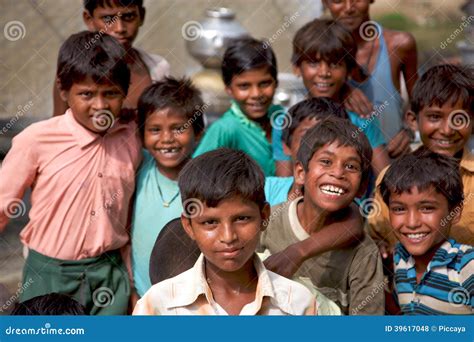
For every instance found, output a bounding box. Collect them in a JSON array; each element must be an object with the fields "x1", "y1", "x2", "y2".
[
  {"x1": 91, "y1": 210, "x2": 95, "y2": 216},
  {"x1": 98, "y1": 173, "x2": 103, "y2": 178}
]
